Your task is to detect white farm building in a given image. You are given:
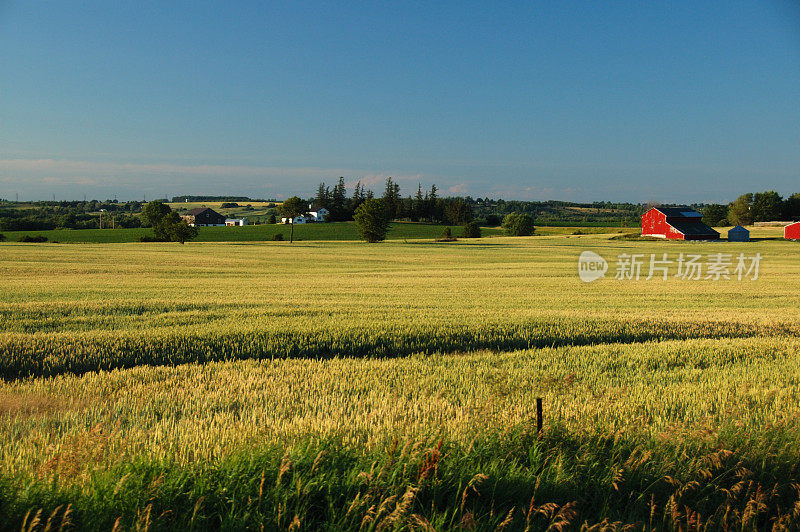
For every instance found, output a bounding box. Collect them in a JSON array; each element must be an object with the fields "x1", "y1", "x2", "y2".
[{"x1": 281, "y1": 206, "x2": 329, "y2": 224}]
